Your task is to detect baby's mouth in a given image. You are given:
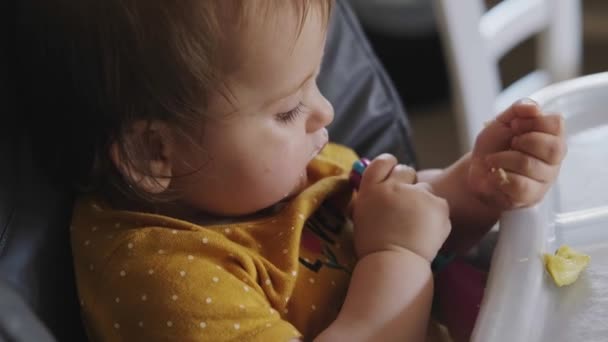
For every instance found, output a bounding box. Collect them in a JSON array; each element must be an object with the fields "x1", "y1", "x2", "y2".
[
  {"x1": 311, "y1": 140, "x2": 328, "y2": 159},
  {"x1": 310, "y1": 129, "x2": 329, "y2": 159}
]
